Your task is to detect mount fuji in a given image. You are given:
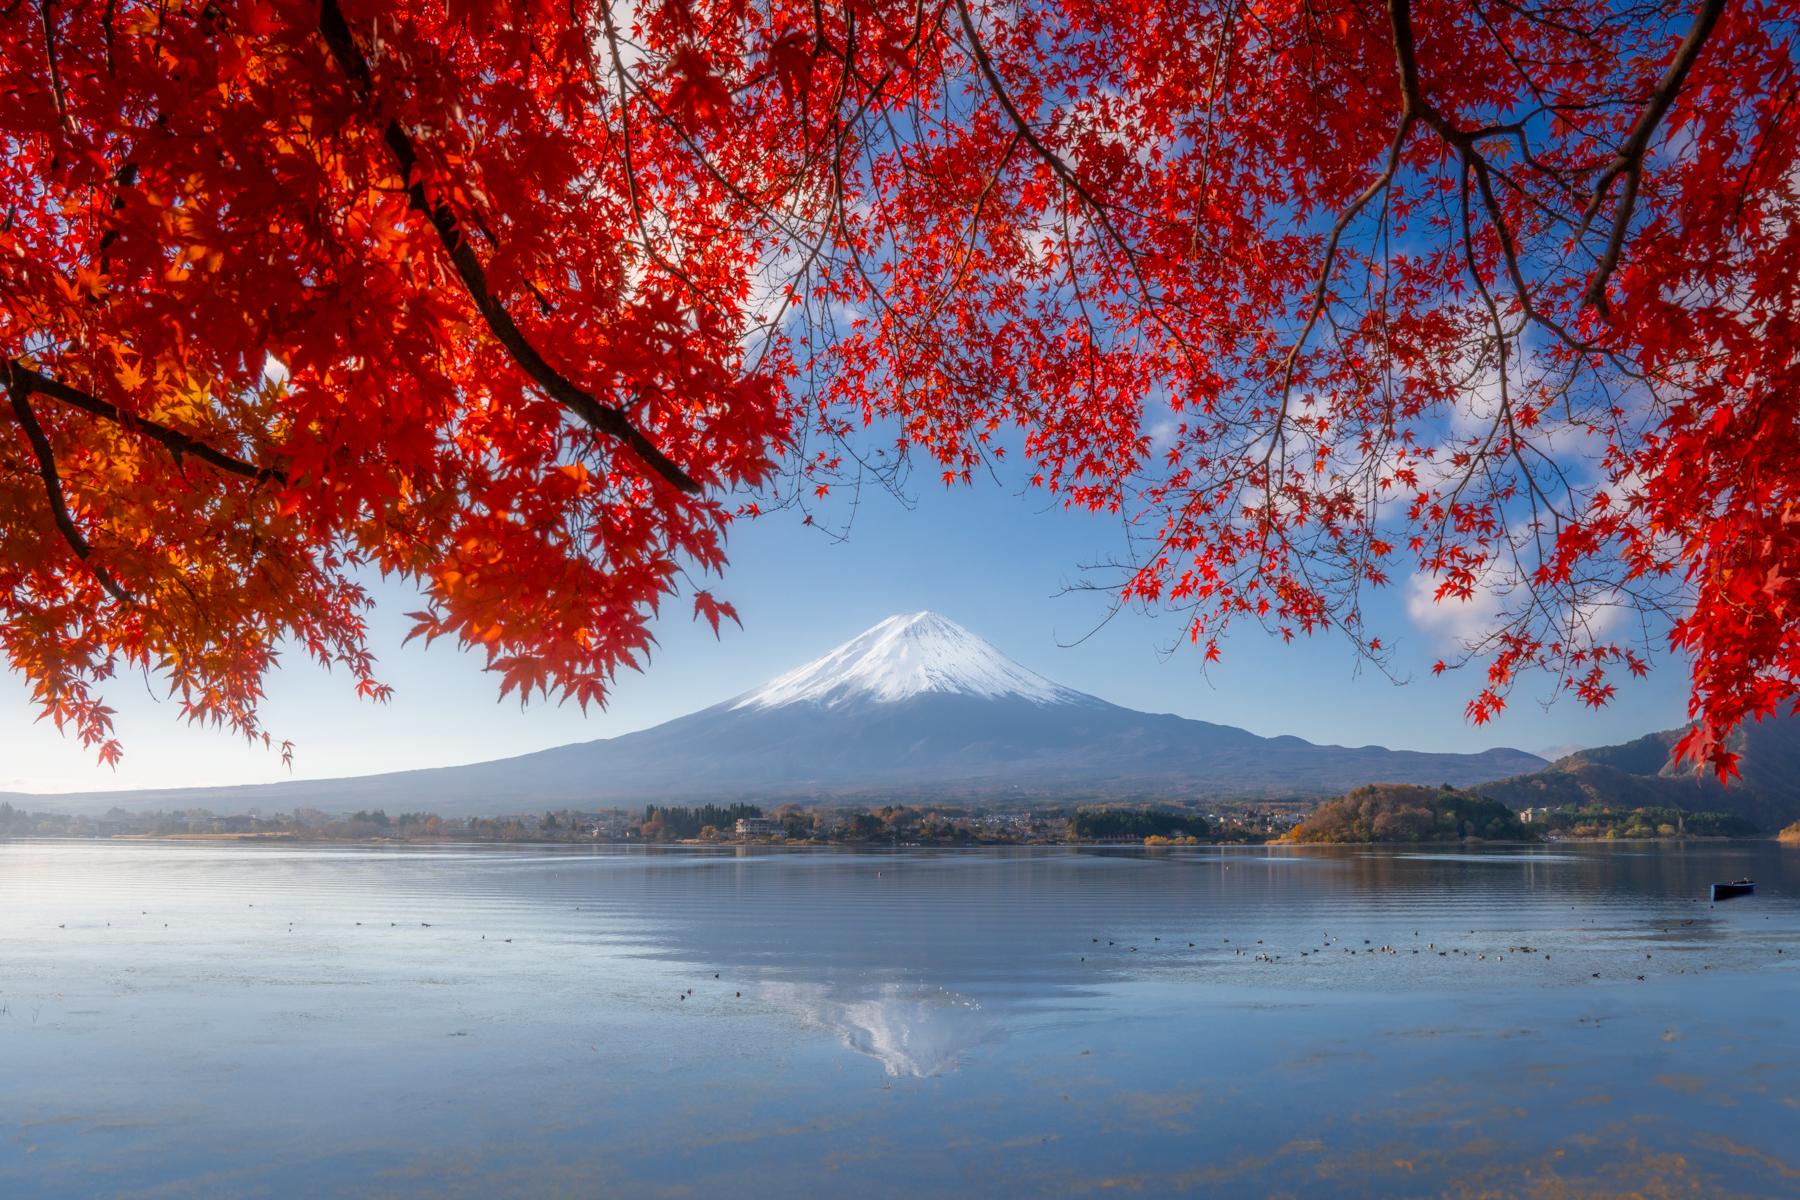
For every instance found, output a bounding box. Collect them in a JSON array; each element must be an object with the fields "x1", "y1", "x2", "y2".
[
  {"x1": 732, "y1": 611, "x2": 1092, "y2": 710},
  {"x1": 23, "y1": 612, "x2": 1546, "y2": 815}
]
